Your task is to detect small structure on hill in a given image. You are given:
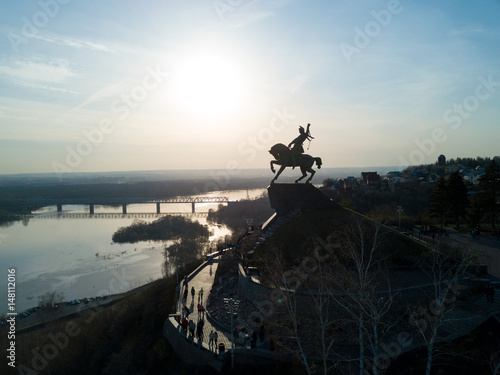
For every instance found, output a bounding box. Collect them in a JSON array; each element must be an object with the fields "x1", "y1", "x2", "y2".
[{"x1": 438, "y1": 154, "x2": 446, "y2": 166}]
